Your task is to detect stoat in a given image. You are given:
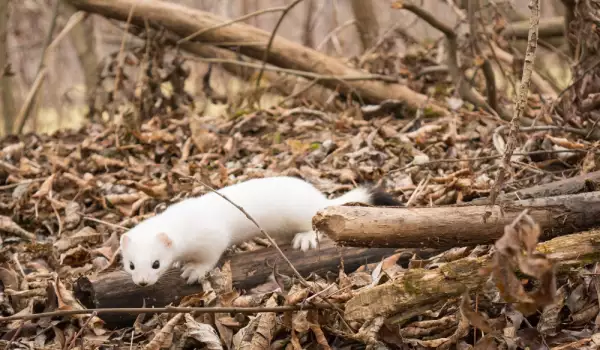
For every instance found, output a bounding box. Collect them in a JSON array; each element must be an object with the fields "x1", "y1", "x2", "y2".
[{"x1": 119, "y1": 176, "x2": 400, "y2": 286}]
